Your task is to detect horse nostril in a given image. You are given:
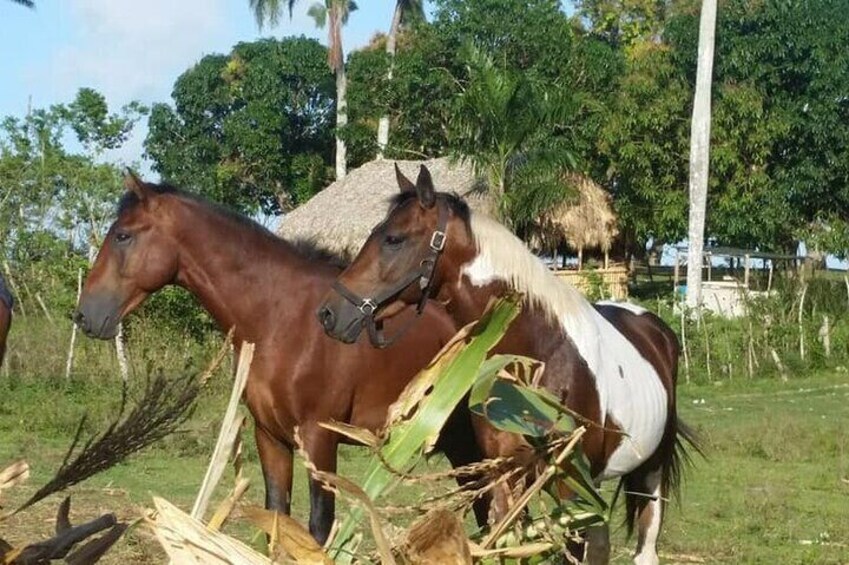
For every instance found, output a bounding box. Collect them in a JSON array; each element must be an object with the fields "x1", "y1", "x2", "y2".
[{"x1": 318, "y1": 306, "x2": 335, "y2": 331}]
